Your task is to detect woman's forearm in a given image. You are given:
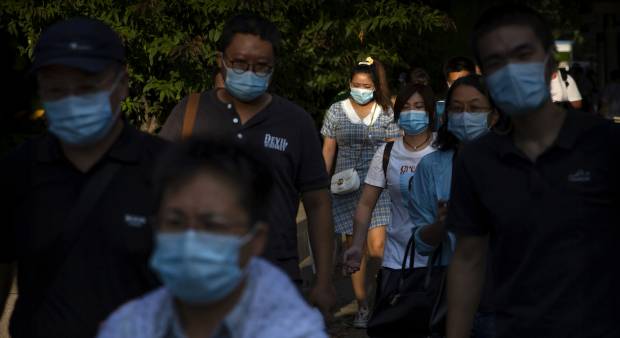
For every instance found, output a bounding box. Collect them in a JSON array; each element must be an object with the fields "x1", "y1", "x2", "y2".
[{"x1": 351, "y1": 184, "x2": 383, "y2": 248}]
